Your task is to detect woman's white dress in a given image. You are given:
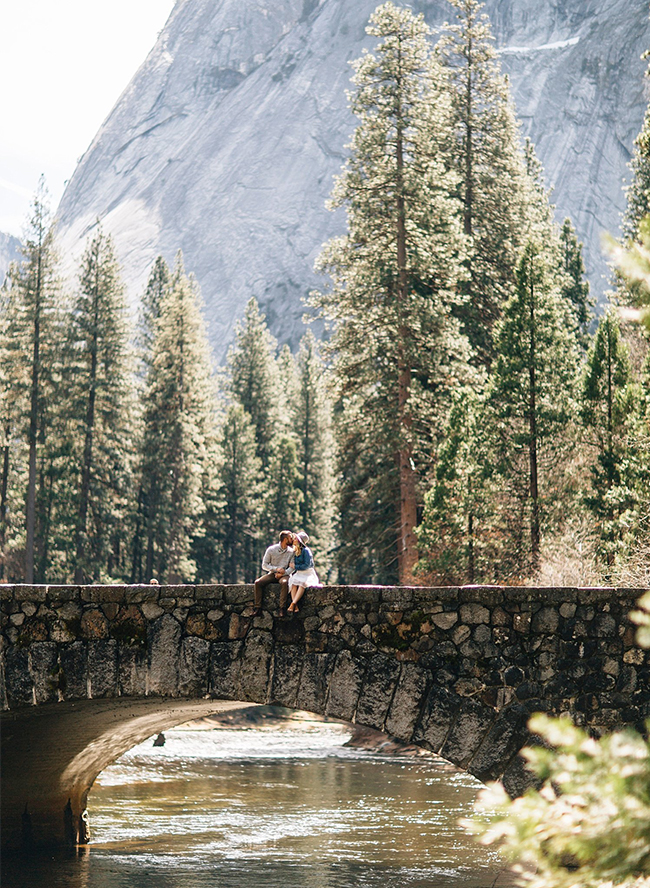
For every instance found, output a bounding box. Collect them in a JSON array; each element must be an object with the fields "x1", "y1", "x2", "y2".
[{"x1": 290, "y1": 566, "x2": 320, "y2": 587}]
